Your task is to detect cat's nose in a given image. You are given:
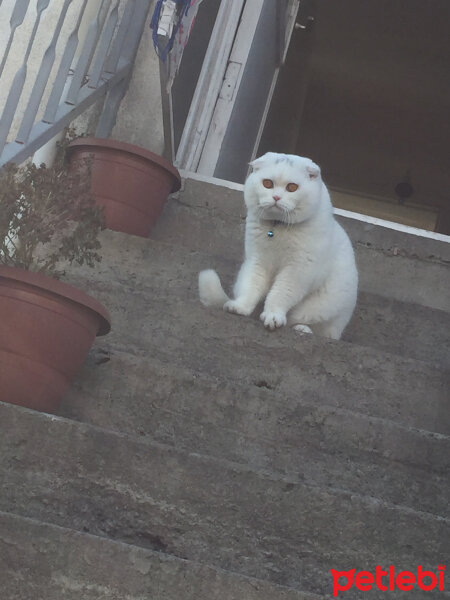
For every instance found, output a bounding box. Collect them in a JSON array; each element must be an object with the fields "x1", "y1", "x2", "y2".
[{"x1": 273, "y1": 195, "x2": 281, "y2": 202}]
